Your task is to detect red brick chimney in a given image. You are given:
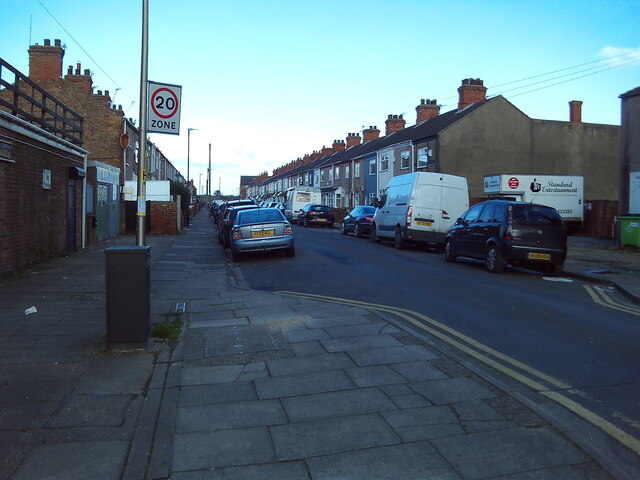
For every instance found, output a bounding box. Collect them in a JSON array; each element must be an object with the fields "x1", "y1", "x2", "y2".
[
  {"x1": 28, "y1": 39, "x2": 64, "y2": 81},
  {"x1": 416, "y1": 99, "x2": 440, "y2": 124},
  {"x1": 346, "y1": 132, "x2": 361, "y2": 148},
  {"x1": 569, "y1": 100, "x2": 583, "y2": 123},
  {"x1": 332, "y1": 140, "x2": 346, "y2": 151},
  {"x1": 385, "y1": 114, "x2": 406, "y2": 135},
  {"x1": 65, "y1": 63, "x2": 93, "y2": 95},
  {"x1": 458, "y1": 78, "x2": 487, "y2": 110},
  {"x1": 363, "y1": 126, "x2": 380, "y2": 143},
  {"x1": 321, "y1": 145, "x2": 334, "y2": 156}
]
